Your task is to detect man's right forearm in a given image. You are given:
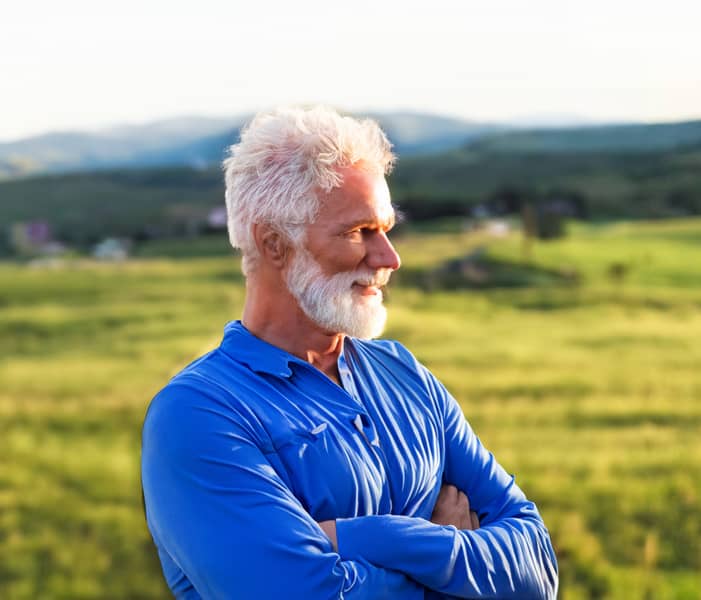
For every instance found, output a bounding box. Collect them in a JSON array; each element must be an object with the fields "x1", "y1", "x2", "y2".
[{"x1": 334, "y1": 509, "x2": 557, "y2": 600}]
